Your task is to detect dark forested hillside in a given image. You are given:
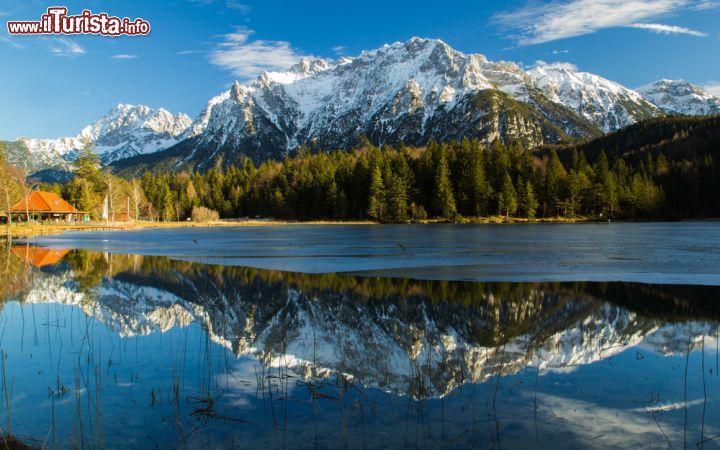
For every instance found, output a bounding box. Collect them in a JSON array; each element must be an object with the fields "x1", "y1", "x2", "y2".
[
  {"x1": 555, "y1": 115, "x2": 720, "y2": 164},
  {"x1": 551, "y1": 115, "x2": 720, "y2": 217}
]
